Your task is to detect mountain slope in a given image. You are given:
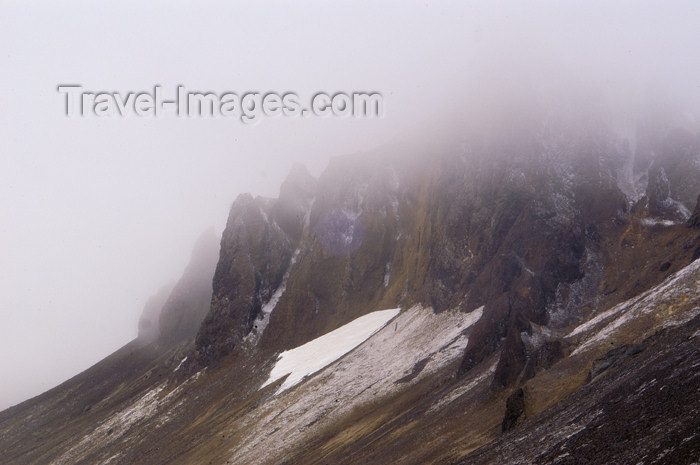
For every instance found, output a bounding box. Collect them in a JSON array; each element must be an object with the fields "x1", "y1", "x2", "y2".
[{"x1": 1, "y1": 122, "x2": 699, "y2": 465}]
